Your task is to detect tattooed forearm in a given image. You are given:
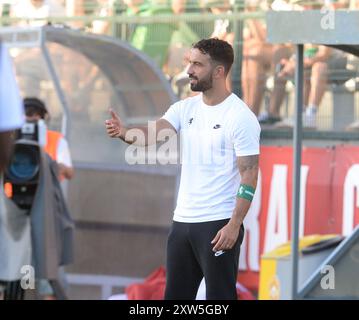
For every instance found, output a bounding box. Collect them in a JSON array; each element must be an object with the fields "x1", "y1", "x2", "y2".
[
  {"x1": 230, "y1": 155, "x2": 259, "y2": 226},
  {"x1": 237, "y1": 155, "x2": 259, "y2": 188},
  {"x1": 237, "y1": 155, "x2": 259, "y2": 174}
]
